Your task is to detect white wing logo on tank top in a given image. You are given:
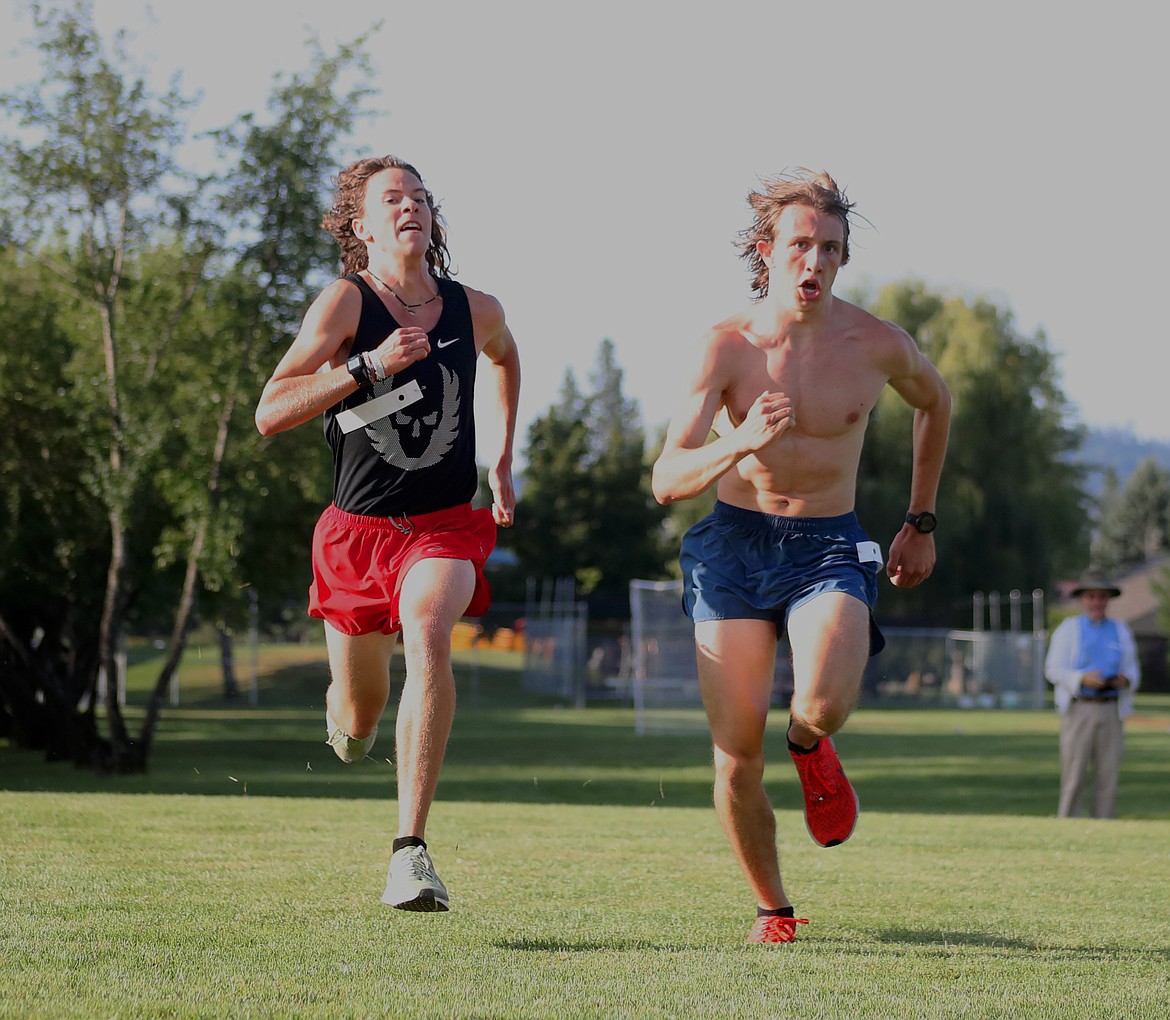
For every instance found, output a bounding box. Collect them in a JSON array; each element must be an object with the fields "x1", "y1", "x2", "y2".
[{"x1": 365, "y1": 364, "x2": 460, "y2": 470}]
